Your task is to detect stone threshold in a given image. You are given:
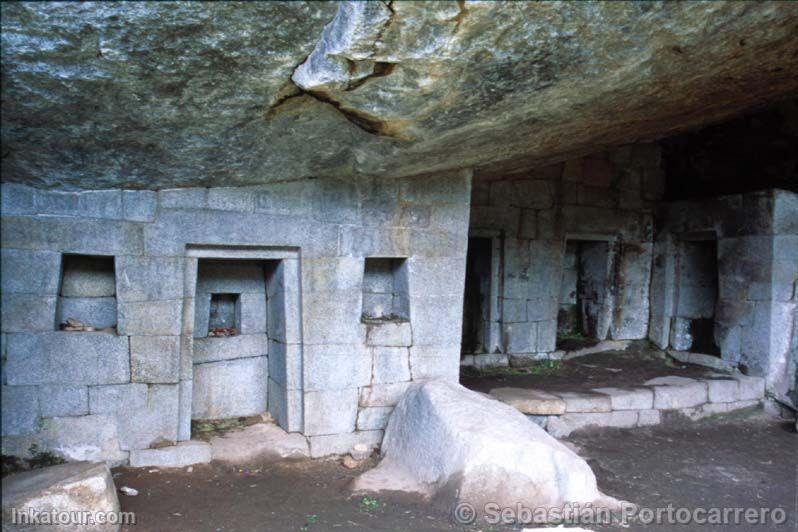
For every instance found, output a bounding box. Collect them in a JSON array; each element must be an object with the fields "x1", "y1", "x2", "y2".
[{"x1": 489, "y1": 373, "x2": 765, "y2": 438}]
